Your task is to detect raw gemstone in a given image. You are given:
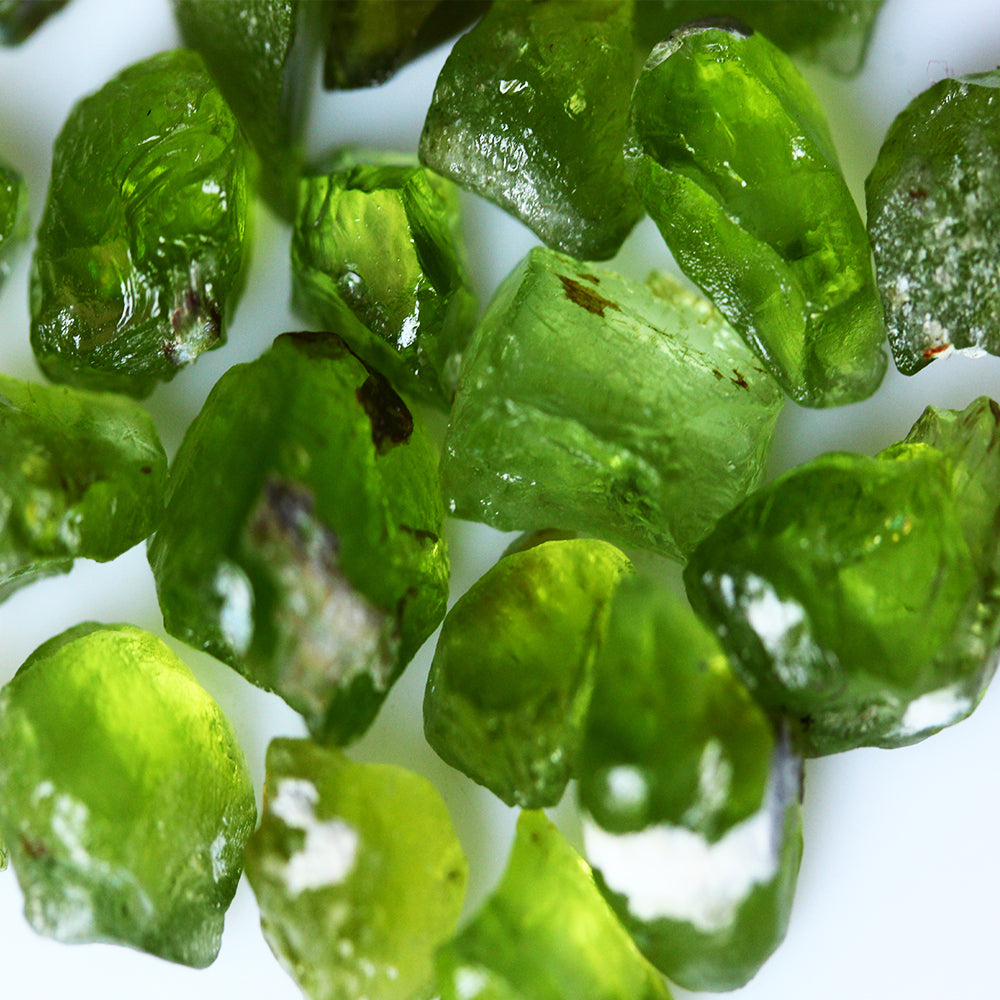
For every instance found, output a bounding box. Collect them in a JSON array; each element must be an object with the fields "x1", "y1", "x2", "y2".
[
  {"x1": 147, "y1": 332, "x2": 449, "y2": 746},
  {"x1": 0, "y1": 159, "x2": 27, "y2": 288},
  {"x1": 245, "y1": 739, "x2": 468, "y2": 1000},
  {"x1": 419, "y1": 0, "x2": 643, "y2": 260},
  {"x1": 866, "y1": 69, "x2": 1000, "y2": 373},
  {"x1": 577, "y1": 575, "x2": 803, "y2": 992},
  {"x1": 0, "y1": 0, "x2": 69, "y2": 44},
  {"x1": 0, "y1": 373, "x2": 166, "y2": 602},
  {"x1": 0, "y1": 623, "x2": 256, "y2": 967},
  {"x1": 424, "y1": 538, "x2": 633, "y2": 808},
  {"x1": 435, "y1": 810, "x2": 671, "y2": 1000},
  {"x1": 626, "y1": 22, "x2": 886, "y2": 406},
  {"x1": 441, "y1": 247, "x2": 784, "y2": 560},
  {"x1": 30, "y1": 49, "x2": 250, "y2": 397},
  {"x1": 291, "y1": 152, "x2": 477, "y2": 409}
]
